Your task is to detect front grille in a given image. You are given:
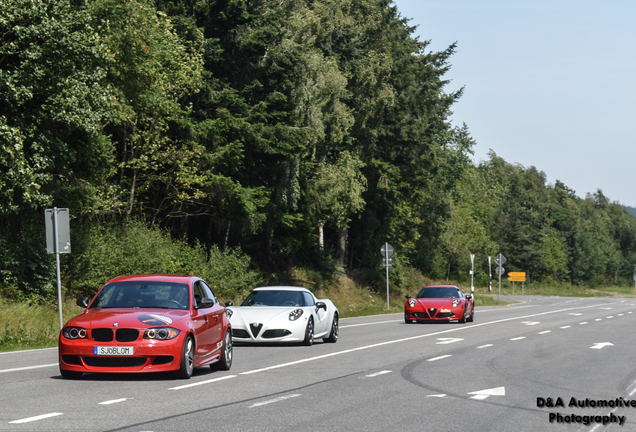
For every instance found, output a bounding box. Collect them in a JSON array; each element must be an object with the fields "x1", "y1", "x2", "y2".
[
  {"x1": 436, "y1": 313, "x2": 452, "y2": 318},
  {"x1": 116, "y1": 328, "x2": 139, "y2": 342},
  {"x1": 262, "y1": 329, "x2": 292, "y2": 339},
  {"x1": 92, "y1": 328, "x2": 113, "y2": 342},
  {"x1": 412, "y1": 312, "x2": 430, "y2": 319},
  {"x1": 232, "y1": 329, "x2": 250, "y2": 339},
  {"x1": 84, "y1": 357, "x2": 146, "y2": 367},
  {"x1": 62, "y1": 355, "x2": 81, "y2": 365},
  {"x1": 250, "y1": 323, "x2": 263, "y2": 338},
  {"x1": 233, "y1": 329, "x2": 250, "y2": 338},
  {"x1": 152, "y1": 356, "x2": 174, "y2": 365}
]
